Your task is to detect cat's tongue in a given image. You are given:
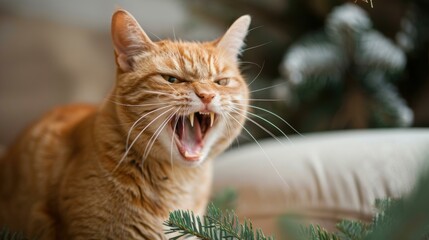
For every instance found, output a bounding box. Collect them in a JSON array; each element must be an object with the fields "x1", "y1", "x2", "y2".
[{"x1": 177, "y1": 116, "x2": 203, "y2": 161}]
